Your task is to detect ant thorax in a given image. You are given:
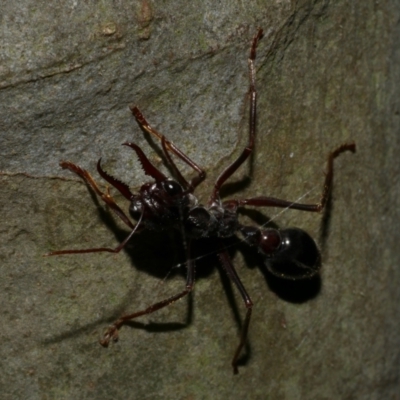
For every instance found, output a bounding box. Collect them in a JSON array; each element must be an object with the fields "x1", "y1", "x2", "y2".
[{"x1": 184, "y1": 201, "x2": 240, "y2": 239}]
